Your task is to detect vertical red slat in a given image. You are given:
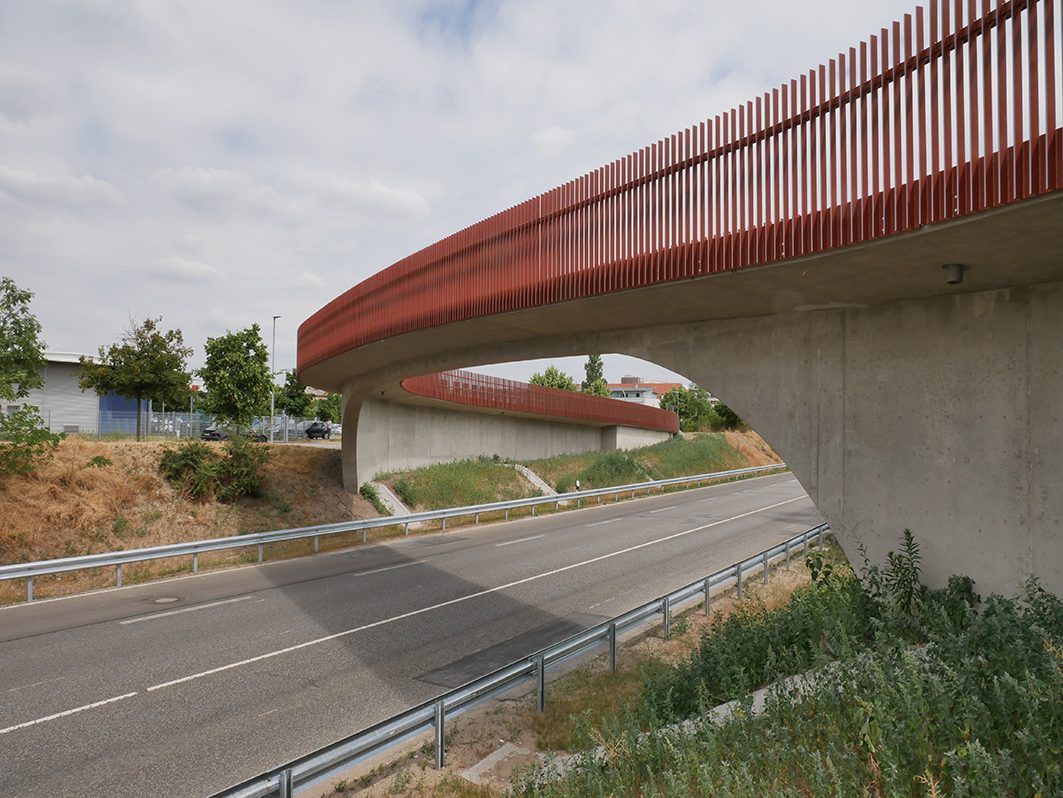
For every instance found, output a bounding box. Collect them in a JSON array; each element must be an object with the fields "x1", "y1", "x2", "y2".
[
  {"x1": 1047, "y1": 0, "x2": 1060, "y2": 190},
  {"x1": 714, "y1": 116, "x2": 722, "y2": 271},
  {"x1": 930, "y1": 0, "x2": 941, "y2": 220},
  {"x1": 744, "y1": 102, "x2": 753, "y2": 266},
  {"x1": 916, "y1": 7, "x2": 928, "y2": 227},
  {"x1": 723, "y1": 112, "x2": 731, "y2": 269},
  {"x1": 817, "y1": 64, "x2": 827, "y2": 252},
  {"x1": 983, "y1": 0, "x2": 996, "y2": 207},
  {"x1": 1013, "y1": 0, "x2": 1027, "y2": 199},
  {"x1": 830, "y1": 57, "x2": 840, "y2": 248},
  {"x1": 904, "y1": 13, "x2": 915, "y2": 229},
  {"x1": 788, "y1": 80, "x2": 797, "y2": 259},
  {"x1": 771, "y1": 88, "x2": 781, "y2": 260},
  {"x1": 798, "y1": 73, "x2": 807, "y2": 256},
  {"x1": 756, "y1": 94, "x2": 765, "y2": 264},
  {"x1": 968, "y1": 0, "x2": 982, "y2": 212},
  {"x1": 1029, "y1": 0, "x2": 1042, "y2": 193},
  {"x1": 888, "y1": 24, "x2": 899, "y2": 235},
  {"x1": 943, "y1": 4, "x2": 954, "y2": 220},
  {"x1": 997, "y1": 0, "x2": 1009, "y2": 201},
  {"x1": 871, "y1": 34, "x2": 881, "y2": 236},
  {"x1": 954, "y1": 0, "x2": 968, "y2": 218},
  {"x1": 850, "y1": 45, "x2": 860, "y2": 243}
]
